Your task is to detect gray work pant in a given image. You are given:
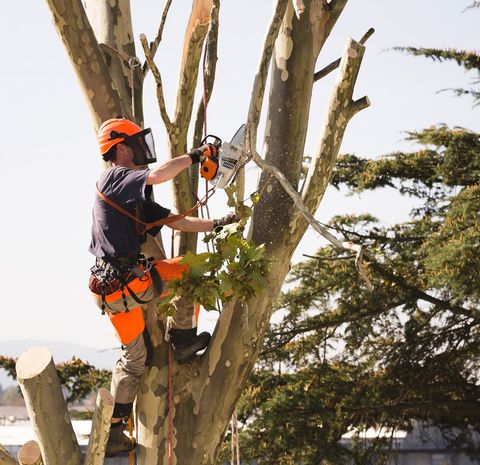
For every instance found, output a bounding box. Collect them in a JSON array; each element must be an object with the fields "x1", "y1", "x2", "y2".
[{"x1": 110, "y1": 294, "x2": 195, "y2": 412}]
